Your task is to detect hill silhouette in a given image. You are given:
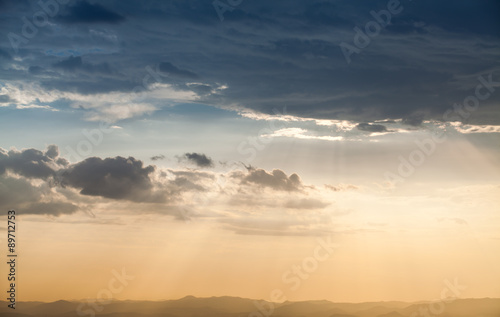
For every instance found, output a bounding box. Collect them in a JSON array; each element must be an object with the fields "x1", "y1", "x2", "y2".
[{"x1": 0, "y1": 296, "x2": 498, "y2": 317}]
